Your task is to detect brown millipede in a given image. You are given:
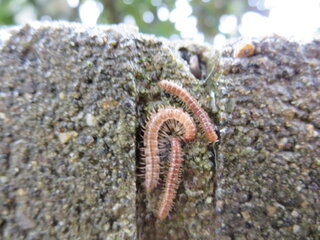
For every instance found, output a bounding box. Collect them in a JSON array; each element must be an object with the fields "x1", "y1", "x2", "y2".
[
  {"x1": 158, "y1": 80, "x2": 218, "y2": 143},
  {"x1": 143, "y1": 106, "x2": 196, "y2": 193},
  {"x1": 158, "y1": 137, "x2": 183, "y2": 220}
]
